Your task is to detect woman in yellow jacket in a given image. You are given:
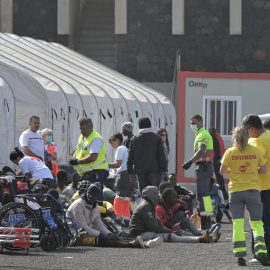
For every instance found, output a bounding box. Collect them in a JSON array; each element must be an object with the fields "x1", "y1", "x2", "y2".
[{"x1": 220, "y1": 125, "x2": 269, "y2": 266}]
